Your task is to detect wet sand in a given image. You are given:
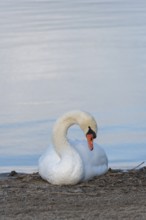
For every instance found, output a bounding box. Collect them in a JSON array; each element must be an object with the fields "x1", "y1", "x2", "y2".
[{"x1": 0, "y1": 167, "x2": 146, "y2": 220}]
